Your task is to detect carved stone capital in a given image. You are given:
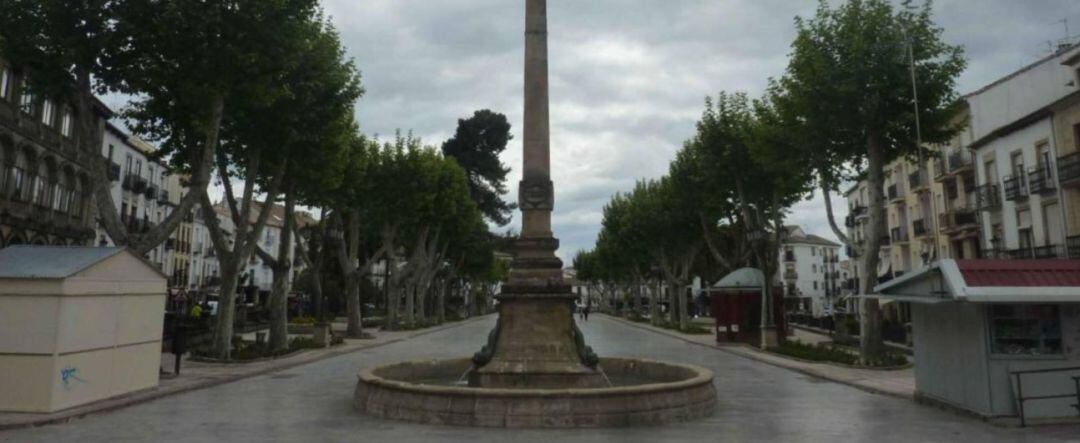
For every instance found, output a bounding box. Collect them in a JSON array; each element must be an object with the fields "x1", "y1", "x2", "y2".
[{"x1": 518, "y1": 178, "x2": 553, "y2": 210}]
